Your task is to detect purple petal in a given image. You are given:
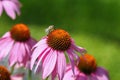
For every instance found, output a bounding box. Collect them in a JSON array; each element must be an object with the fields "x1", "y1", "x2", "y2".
[
  {"x1": 96, "y1": 75, "x2": 109, "y2": 80},
  {"x1": 88, "y1": 74, "x2": 98, "y2": 80},
  {"x1": 67, "y1": 48, "x2": 80, "y2": 65},
  {"x1": 42, "y1": 50, "x2": 57, "y2": 79},
  {"x1": 19, "y1": 43, "x2": 30, "y2": 67},
  {"x1": 9, "y1": 42, "x2": 21, "y2": 66},
  {"x1": 57, "y1": 52, "x2": 66, "y2": 80},
  {"x1": 24, "y1": 43, "x2": 32, "y2": 68},
  {"x1": 71, "y1": 43, "x2": 87, "y2": 54},
  {"x1": 92, "y1": 67, "x2": 109, "y2": 80},
  {"x1": 0, "y1": 2, "x2": 3, "y2": 16},
  {"x1": 24, "y1": 43, "x2": 31, "y2": 56},
  {"x1": 2, "y1": 32, "x2": 11, "y2": 38},
  {"x1": 6, "y1": 0, "x2": 21, "y2": 16},
  {"x1": 76, "y1": 73, "x2": 87, "y2": 80},
  {"x1": 17, "y1": 43, "x2": 26, "y2": 63},
  {"x1": 63, "y1": 65, "x2": 80, "y2": 80},
  {"x1": 33, "y1": 38, "x2": 47, "y2": 49},
  {"x1": 0, "y1": 37, "x2": 12, "y2": 50},
  {"x1": 63, "y1": 69, "x2": 75, "y2": 80},
  {"x1": 0, "y1": 38, "x2": 14, "y2": 60},
  {"x1": 11, "y1": 0, "x2": 22, "y2": 7},
  {"x1": 2, "y1": 1, "x2": 16, "y2": 19},
  {"x1": 96, "y1": 67, "x2": 109, "y2": 77},
  {"x1": 30, "y1": 43, "x2": 48, "y2": 70},
  {"x1": 34, "y1": 48, "x2": 51, "y2": 73},
  {"x1": 27, "y1": 38, "x2": 37, "y2": 48},
  {"x1": 67, "y1": 49, "x2": 76, "y2": 75},
  {"x1": 51, "y1": 65, "x2": 57, "y2": 80},
  {"x1": 12, "y1": 2, "x2": 21, "y2": 15}
]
